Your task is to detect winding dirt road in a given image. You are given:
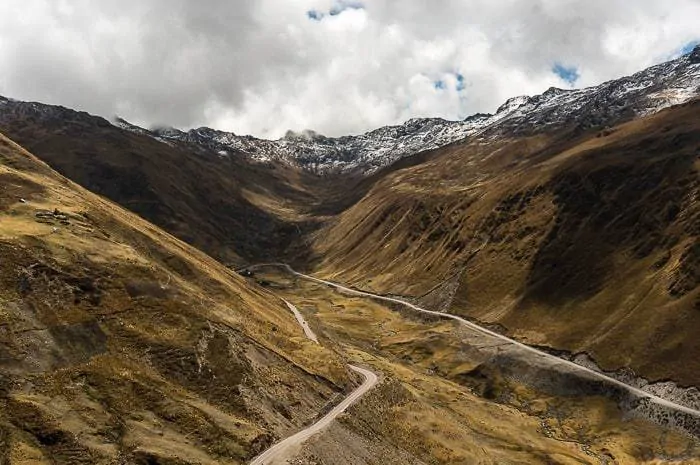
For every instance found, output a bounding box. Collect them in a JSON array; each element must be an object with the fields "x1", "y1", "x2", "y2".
[
  {"x1": 248, "y1": 263, "x2": 700, "y2": 421},
  {"x1": 249, "y1": 296, "x2": 378, "y2": 464},
  {"x1": 250, "y1": 365, "x2": 378, "y2": 465},
  {"x1": 282, "y1": 299, "x2": 319, "y2": 344}
]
